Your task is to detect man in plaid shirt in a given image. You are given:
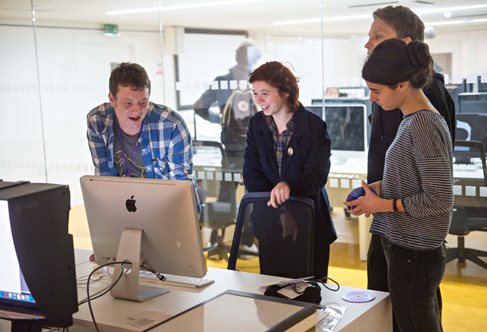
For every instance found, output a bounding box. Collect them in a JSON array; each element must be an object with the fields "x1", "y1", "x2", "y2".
[{"x1": 87, "y1": 62, "x2": 199, "y2": 208}]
